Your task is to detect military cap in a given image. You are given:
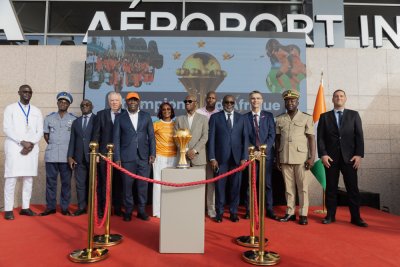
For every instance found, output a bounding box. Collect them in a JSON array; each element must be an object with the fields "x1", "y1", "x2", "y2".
[
  {"x1": 282, "y1": 89, "x2": 300, "y2": 100},
  {"x1": 57, "y1": 92, "x2": 73, "y2": 104}
]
